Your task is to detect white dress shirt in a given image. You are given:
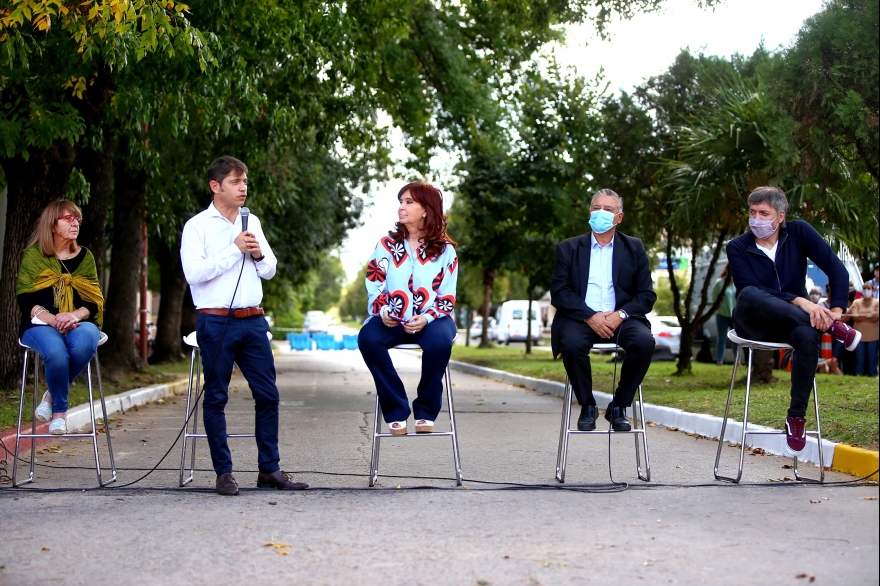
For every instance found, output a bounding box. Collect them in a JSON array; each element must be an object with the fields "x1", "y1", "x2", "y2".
[
  {"x1": 585, "y1": 233, "x2": 616, "y2": 312},
  {"x1": 181, "y1": 203, "x2": 276, "y2": 309}
]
